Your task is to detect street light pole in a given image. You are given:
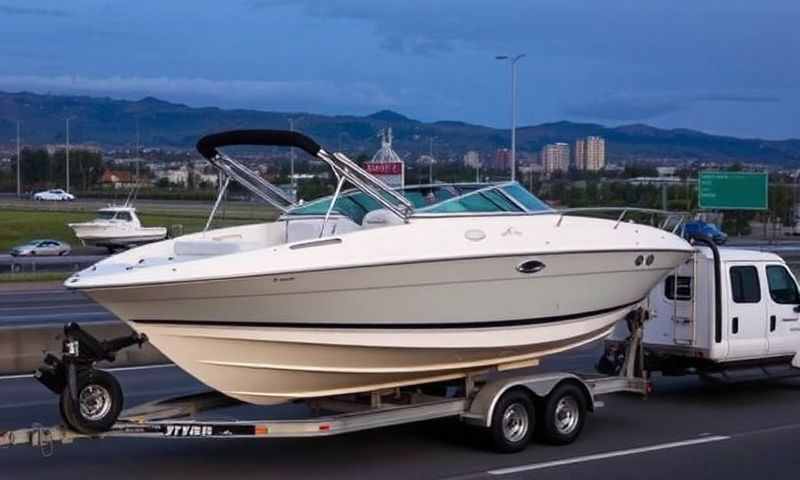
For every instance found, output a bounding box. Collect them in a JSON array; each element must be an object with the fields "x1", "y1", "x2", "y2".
[
  {"x1": 288, "y1": 118, "x2": 296, "y2": 201},
  {"x1": 65, "y1": 118, "x2": 70, "y2": 193},
  {"x1": 428, "y1": 137, "x2": 434, "y2": 184},
  {"x1": 496, "y1": 53, "x2": 526, "y2": 182},
  {"x1": 16, "y1": 120, "x2": 21, "y2": 198},
  {"x1": 135, "y1": 119, "x2": 141, "y2": 183}
]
